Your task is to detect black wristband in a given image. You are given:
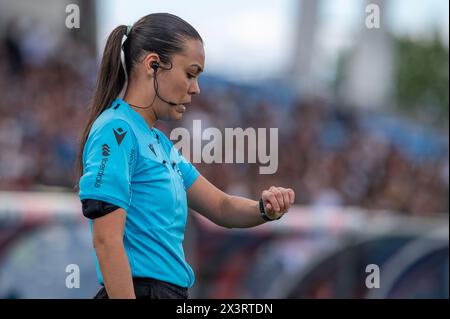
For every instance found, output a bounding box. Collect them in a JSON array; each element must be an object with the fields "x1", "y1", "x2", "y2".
[{"x1": 259, "y1": 198, "x2": 281, "y2": 221}]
